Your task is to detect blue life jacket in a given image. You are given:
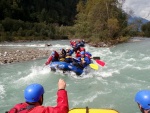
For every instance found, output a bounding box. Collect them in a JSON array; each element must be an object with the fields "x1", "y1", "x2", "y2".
[
  {"x1": 65, "y1": 49, "x2": 74, "y2": 63},
  {"x1": 77, "y1": 56, "x2": 91, "y2": 68}
]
